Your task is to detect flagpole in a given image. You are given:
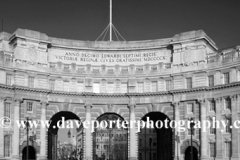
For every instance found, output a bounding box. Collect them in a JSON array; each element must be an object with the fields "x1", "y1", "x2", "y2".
[{"x1": 110, "y1": 0, "x2": 112, "y2": 41}]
